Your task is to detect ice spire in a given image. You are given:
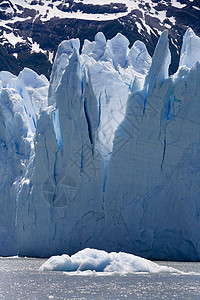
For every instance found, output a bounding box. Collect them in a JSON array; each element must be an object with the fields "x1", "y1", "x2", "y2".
[{"x1": 179, "y1": 28, "x2": 200, "y2": 69}]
